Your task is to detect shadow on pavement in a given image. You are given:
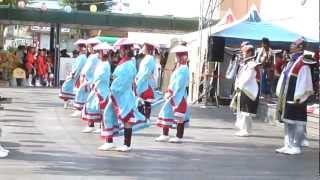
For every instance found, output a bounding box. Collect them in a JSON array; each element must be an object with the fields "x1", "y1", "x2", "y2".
[
  {"x1": 4, "y1": 124, "x2": 36, "y2": 128},
  {"x1": 4, "y1": 109, "x2": 37, "y2": 113},
  {"x1": 0, "y1": 119, "x2": 34, "y2": 123}
]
